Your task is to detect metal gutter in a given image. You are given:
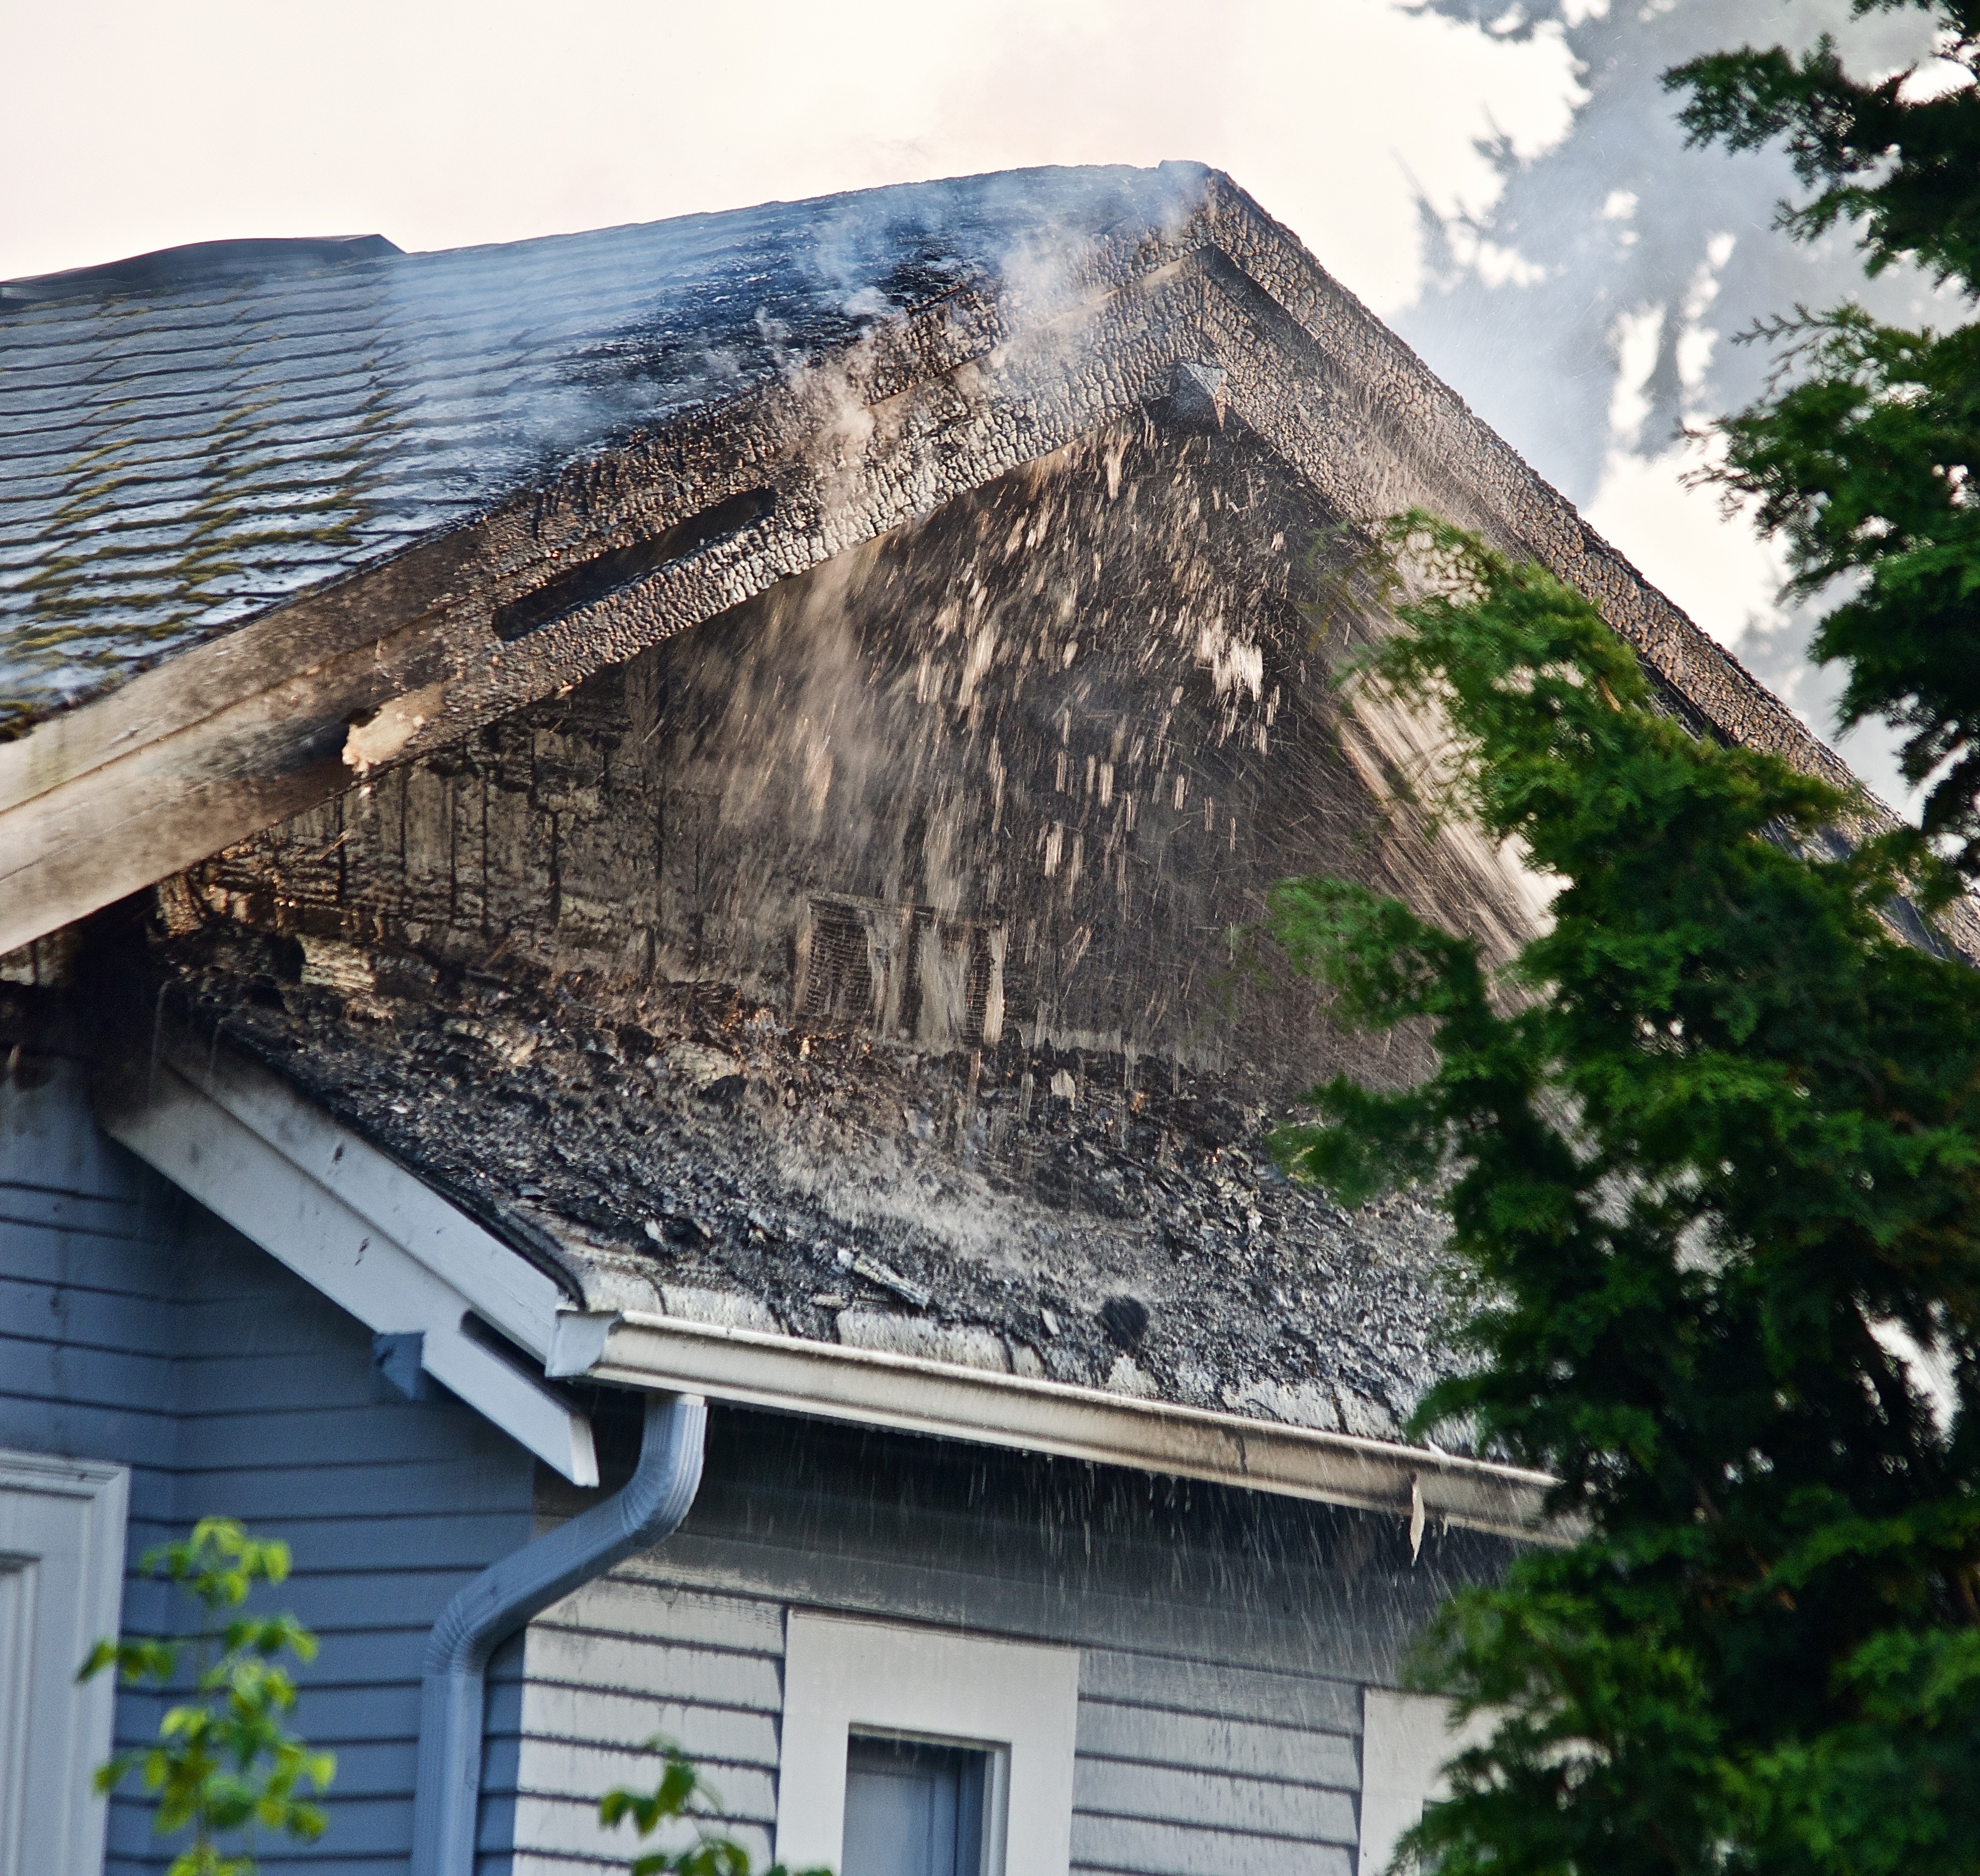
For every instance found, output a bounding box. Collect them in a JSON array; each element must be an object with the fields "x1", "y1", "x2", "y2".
[
  {"x1": 411, "y1": 1390, "x2": 707, "y2": 1876},
  {"x1": 553, "y1": 1309, "x2": 1557, "y2": 1542}
]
